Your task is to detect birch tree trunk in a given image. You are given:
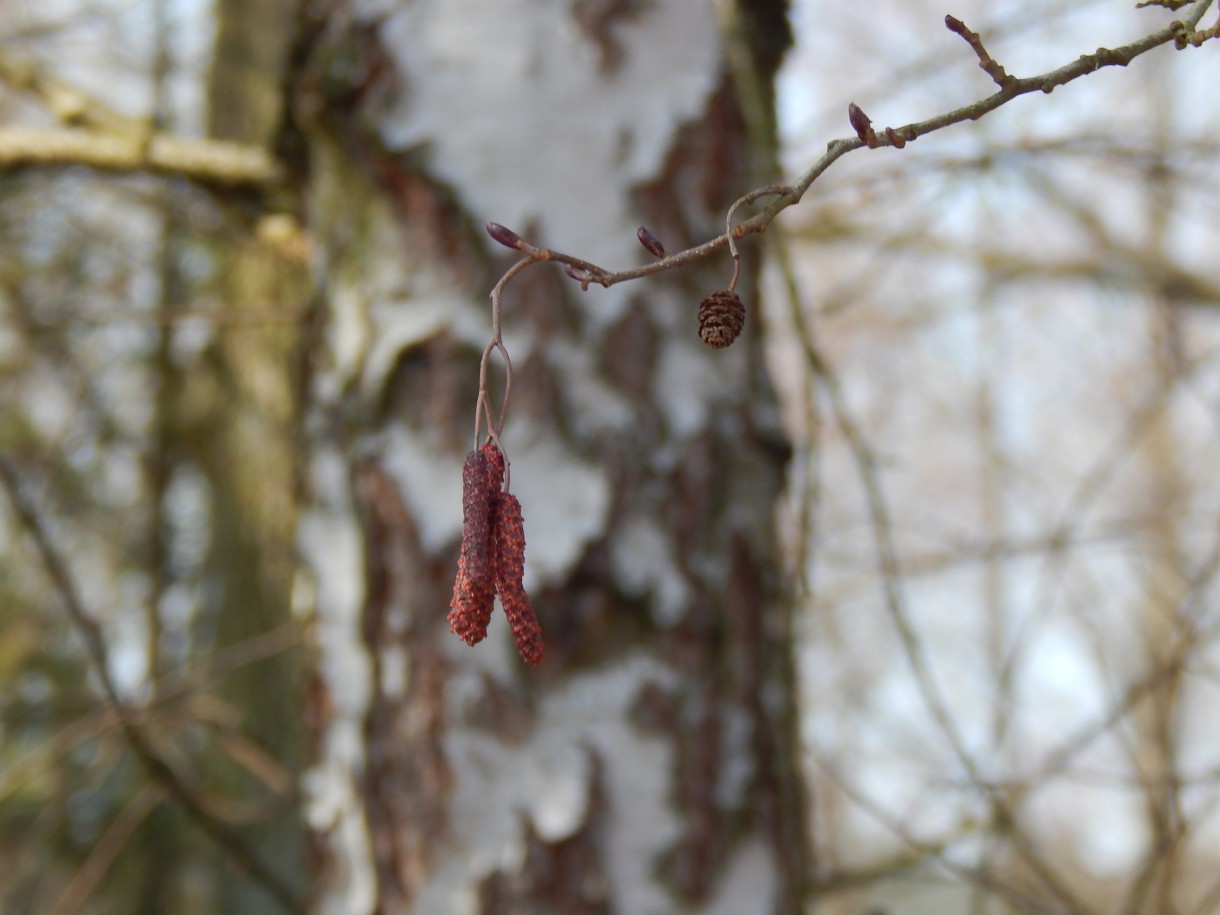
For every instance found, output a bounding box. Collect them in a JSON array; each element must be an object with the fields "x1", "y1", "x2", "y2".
[{"x1": 295, "y1": 2, "x2": 809, "y2": 912}]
